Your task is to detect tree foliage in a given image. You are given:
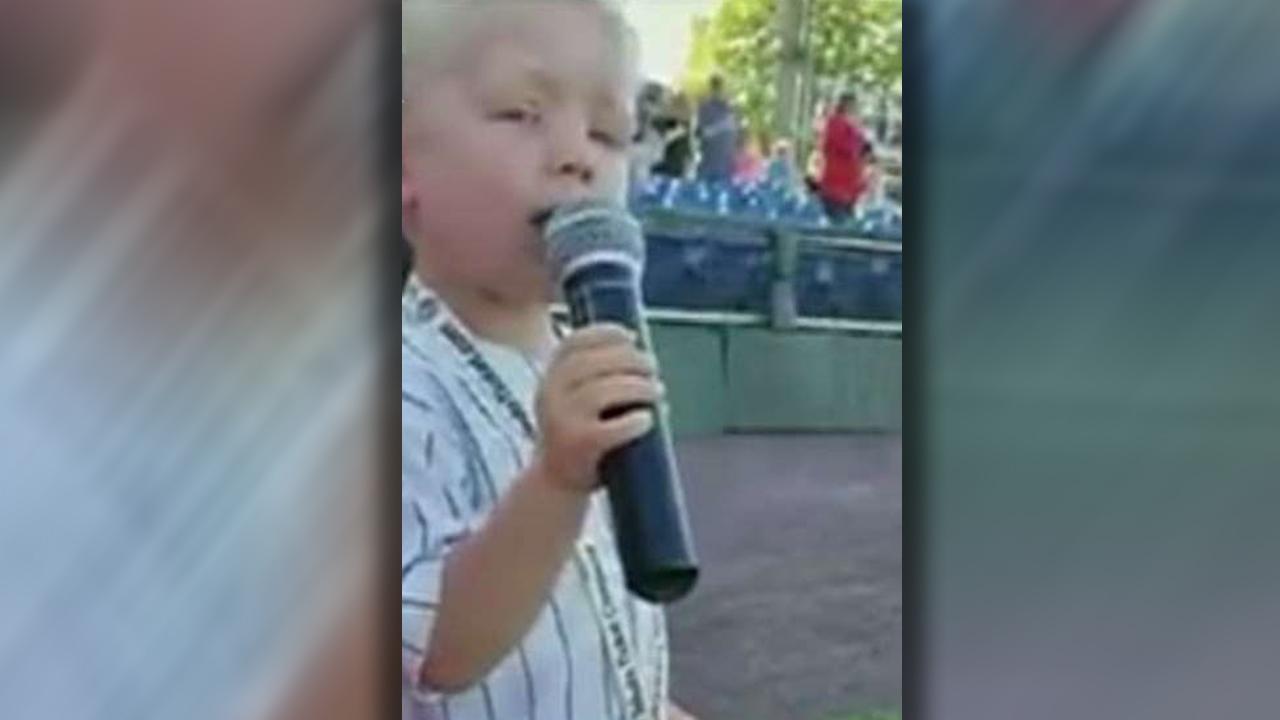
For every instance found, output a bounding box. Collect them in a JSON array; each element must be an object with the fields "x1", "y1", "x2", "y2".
[{"x1": 681, "y1": 0, "x2": 901, "y2": 141}]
